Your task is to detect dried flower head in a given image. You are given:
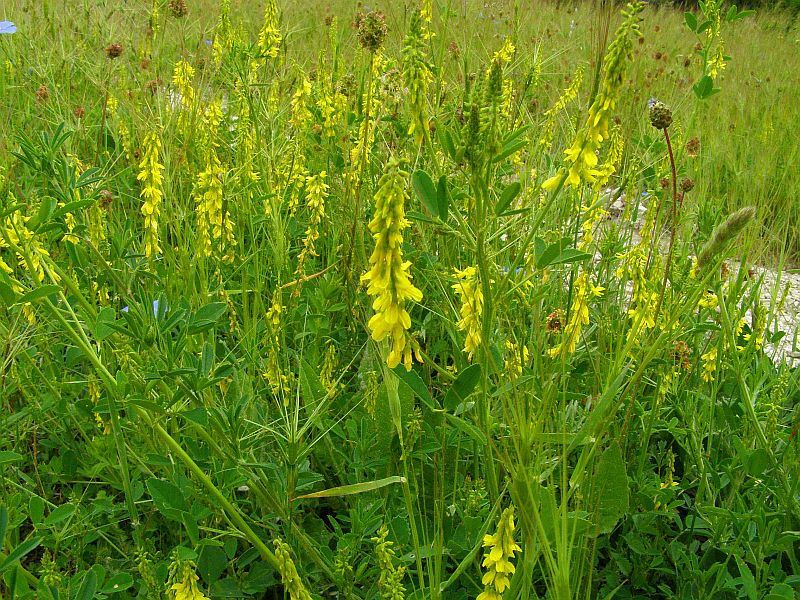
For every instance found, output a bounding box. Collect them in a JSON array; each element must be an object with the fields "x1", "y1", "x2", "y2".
[
  {"x1": 35, "y1": 84, "x2": 49, "y2": 102},
  {"x1": 169, "y1": 0, "x2": 188, "y2": 17},
  {"x1": 73, "y1": 105, "x2": 86, "y2": 119},
  {"x1": 354, "y1": 9, "x2": 388, "y2": 52},
  {"x1": 686, "y1": 137, "x2": 700, "y2": 157},
  {"x1": 648, "y1": 99, "x2": 672, "y2": 129},
  {"x1": 105, "y1": 43, "x2": 123, "y2": 58}
]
